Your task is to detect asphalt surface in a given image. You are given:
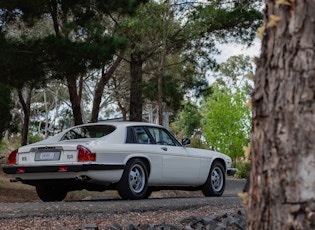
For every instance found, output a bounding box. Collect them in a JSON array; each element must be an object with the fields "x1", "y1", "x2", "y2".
[{"x1": 0, "y1": 178, "x2": 246, "y2": 220}]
